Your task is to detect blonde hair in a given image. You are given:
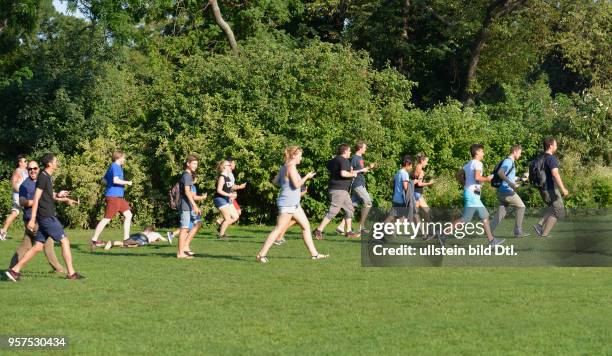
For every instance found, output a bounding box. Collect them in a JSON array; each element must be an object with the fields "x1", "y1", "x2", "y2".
[
  {"x1": 284, "y1": 146, "x2": 302, "y2": 163},
  {"x1": 217, "y1": 160, "x2": 228, "y2": 173}
]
